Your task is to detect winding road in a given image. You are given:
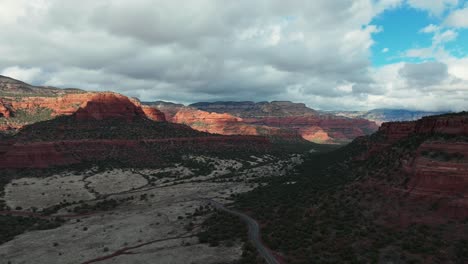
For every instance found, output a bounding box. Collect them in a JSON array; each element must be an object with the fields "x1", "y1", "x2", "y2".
[{"x1": 206, "y1": 199, "x2": 280, "y2": 264}]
